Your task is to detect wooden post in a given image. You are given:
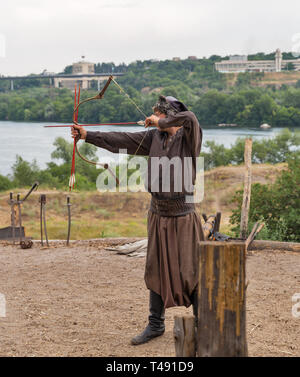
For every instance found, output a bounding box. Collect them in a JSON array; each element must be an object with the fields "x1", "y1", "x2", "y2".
[
  {"x1": 245, "y1": 222, "x2": 264, "y2": 250},
  {"x1": 240, "y1": 138, "x2": 252, "y2": 239},
  {"x1": 174, "y1": 315, "x2": 196, "y2": 357},
  {"x1": 197, "y1": 241, "x2": 248, "y2": 357}
]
